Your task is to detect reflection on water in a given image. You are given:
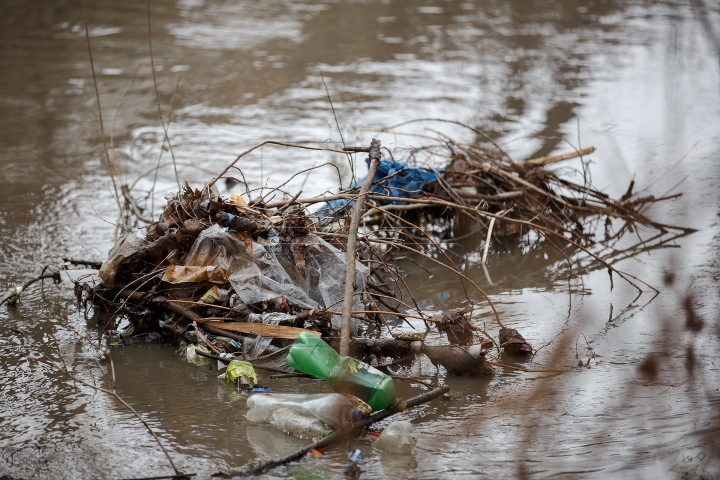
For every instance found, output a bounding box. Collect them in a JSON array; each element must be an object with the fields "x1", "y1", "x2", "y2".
[{"x1": 1, "y1": 0, "x2": 720, "y2": 478}]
